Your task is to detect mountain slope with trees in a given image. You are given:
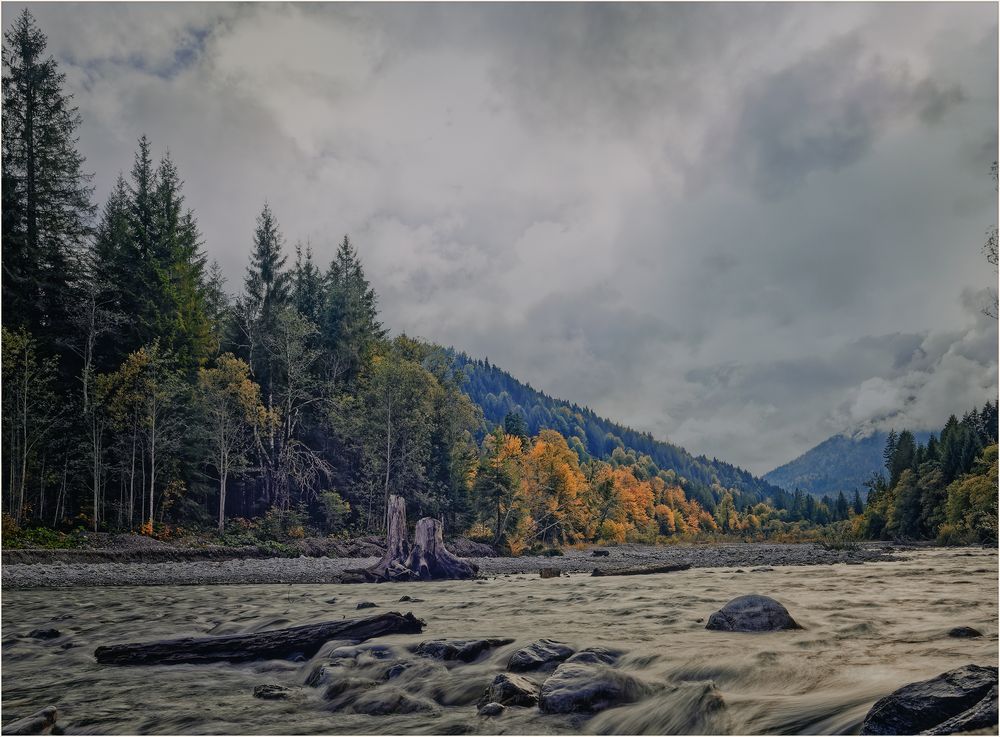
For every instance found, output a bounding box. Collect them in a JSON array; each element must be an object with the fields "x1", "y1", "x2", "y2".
[
  {"x1": 764, "y1": 431, "x2": 932, "y2": 498},
  {"x1": 451, "y1": 353, "x2": 783, "y2": 512}
]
